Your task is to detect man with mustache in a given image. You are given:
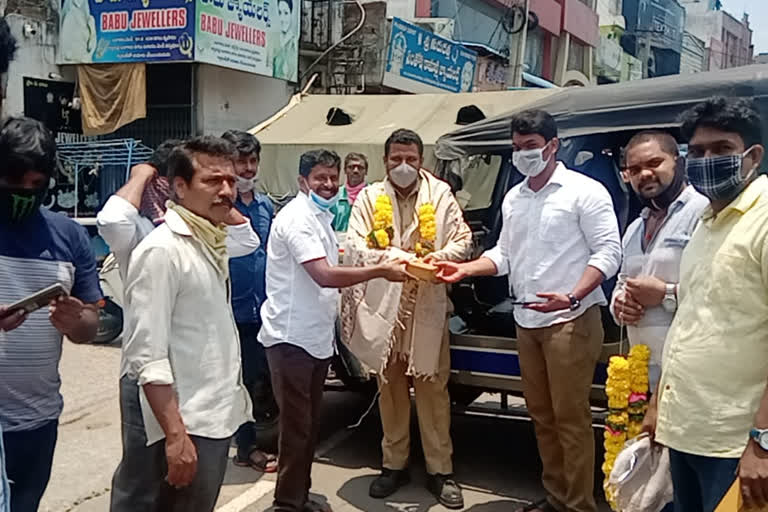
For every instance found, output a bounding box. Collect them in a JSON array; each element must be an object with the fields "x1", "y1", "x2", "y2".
[
  {"x1": 103, "y1": 139, "x2": 261, "y2": 512},
  {"x1": 611, "y1": 131, "x2": 707, "y2": 391},
  {"x1": 332, "y1": 152, "x2": 369, "y2": 232},
  {"x1": 259, "y1": 149, "x2": 408, "y2": 512},
  {"x1": 113, "y1": 137, "x2": 253, "y2": 512}
]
